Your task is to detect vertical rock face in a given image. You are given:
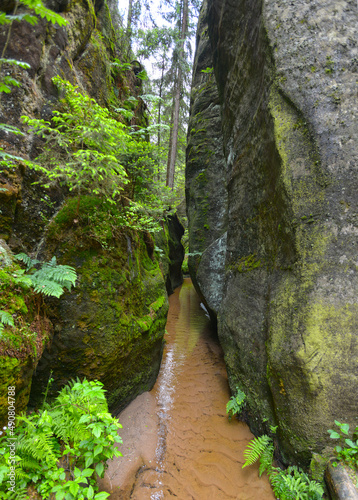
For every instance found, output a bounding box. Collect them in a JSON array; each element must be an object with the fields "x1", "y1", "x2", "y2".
[
  {"x1": 187, "y1": 0, "x2": 358, "y2": 463},
  {"x1": 0, "y1": 0, "x2": 183, "y2": 416},
  {"x1": 186, "y1": 0, "x2": 228, "y2": 318}
]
